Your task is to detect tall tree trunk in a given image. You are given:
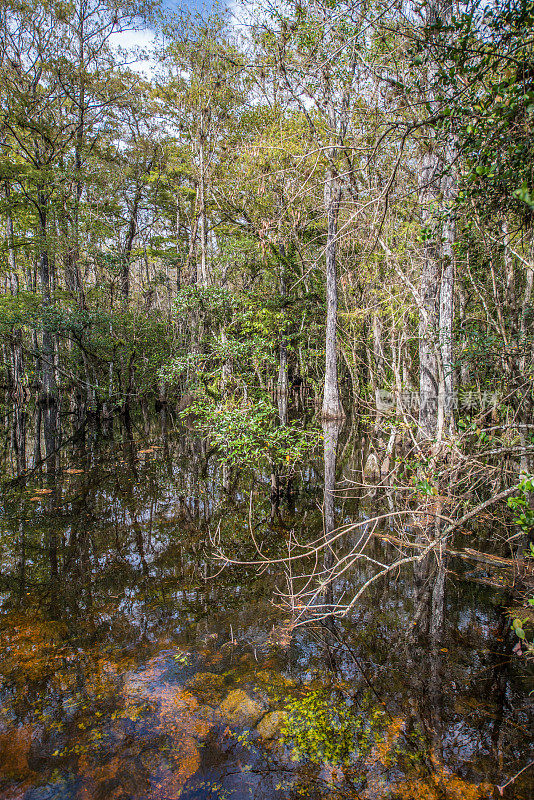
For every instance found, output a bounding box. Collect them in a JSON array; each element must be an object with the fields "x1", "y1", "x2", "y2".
[
  {"x1": 176, "y1": 186, "x2": 182, "y2": 290},
  {"x1": 458, "y1": 282, "x2": 469, "y2": 388},
  {"x1": 184, "y1": 186, "x2": 200, "y2": 285},
  {"x1": 277, "y1": 242, "x2": 288, "y2": 425},
  {"x1": 322, "y1": 168, "x2": 344, "y2": 419},
  {"x1": 502, "y1": 220, "x2": 516, "y2": 313},
  {"x1": 418, "y1": 148, "x2": 440, "y2": 440},
  {"x1": 37, "y1": 200, "x2": 57, "y2": 407},
  {"x1": 519, "y1": 234, "x2": 534, "y2": 473},
  {"x1": 322, "y1": 418, "x2": 341, "y2": 624},
  {"x1": 4, "y1": 182, "x2": 26, "y2": 404},
  {"x1": 121, "y1": 188, "x2": 141, "y2": 301},
  {"x1": 418, "y1": 0, "x2": 455, "y2": 443},
  {"x1": 198, "y1": 130, "x2": 209, "y2": 287},
  {"x1": 439, "y1": 145, "x2": 456, "y2": 437},
  {"x1": 69, "y1": 10, "x2": 87, "y2": 307}
]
